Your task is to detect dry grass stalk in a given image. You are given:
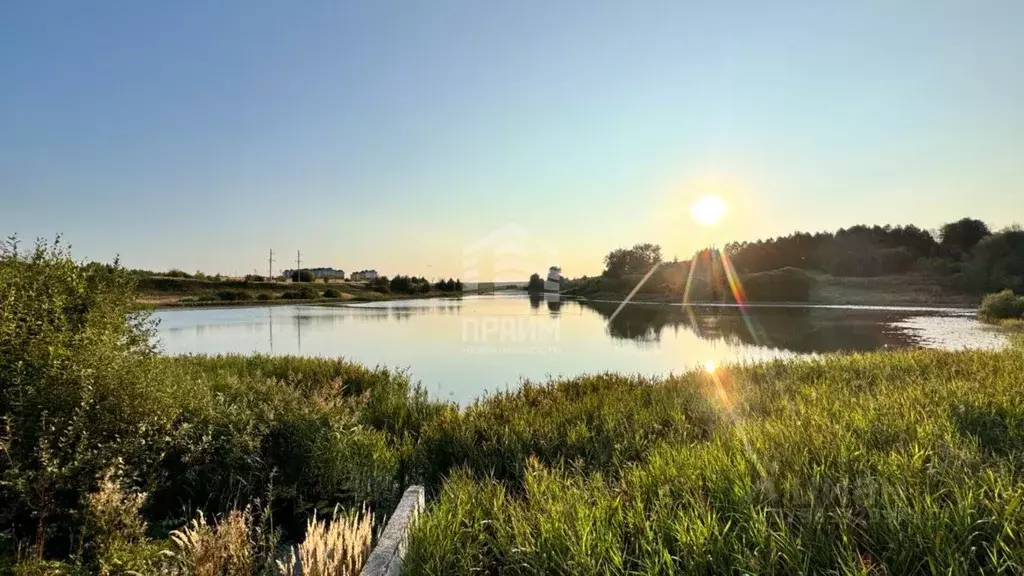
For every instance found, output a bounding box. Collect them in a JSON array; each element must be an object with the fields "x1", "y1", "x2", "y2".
[
  {"x1": 168, "y1": 508, "x2": 253, "y2": 576},
  {"x1": 277, "y1": 505, "x2": 374, "y2": 576}
]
